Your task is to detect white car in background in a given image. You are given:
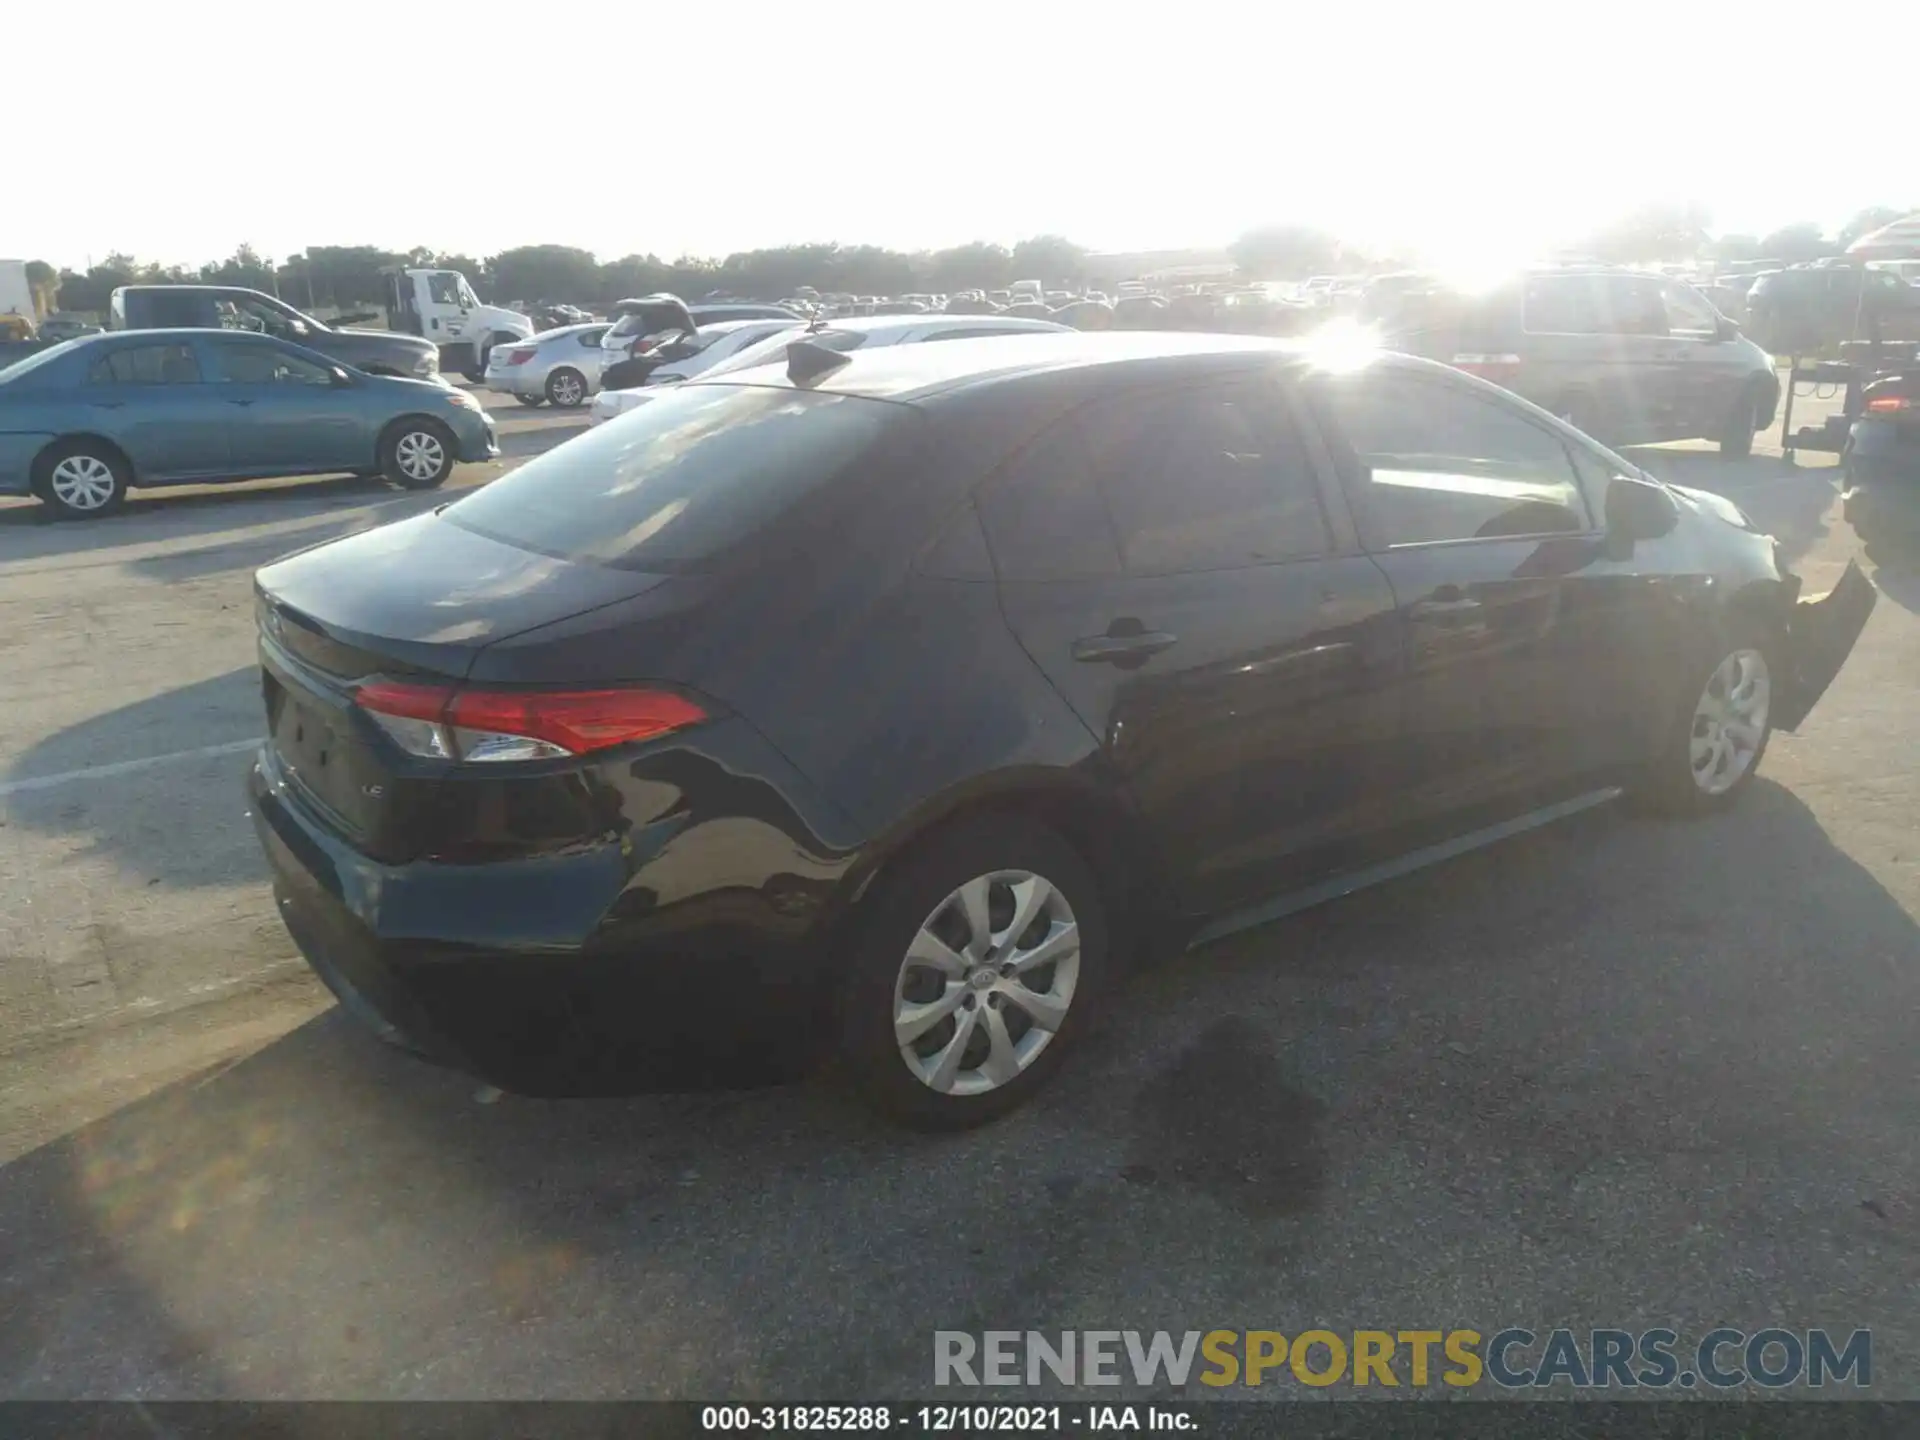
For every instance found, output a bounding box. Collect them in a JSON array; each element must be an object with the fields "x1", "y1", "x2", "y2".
[
  {"x1": 482, "y1": 322, "x2": 610, "y2": 408},
  {"x1": 590, "y1": 313, "x2": 1072, "y2": 425},
  {"x1": 588, "y1": 318, "x2": 804, "y2": 424}
]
